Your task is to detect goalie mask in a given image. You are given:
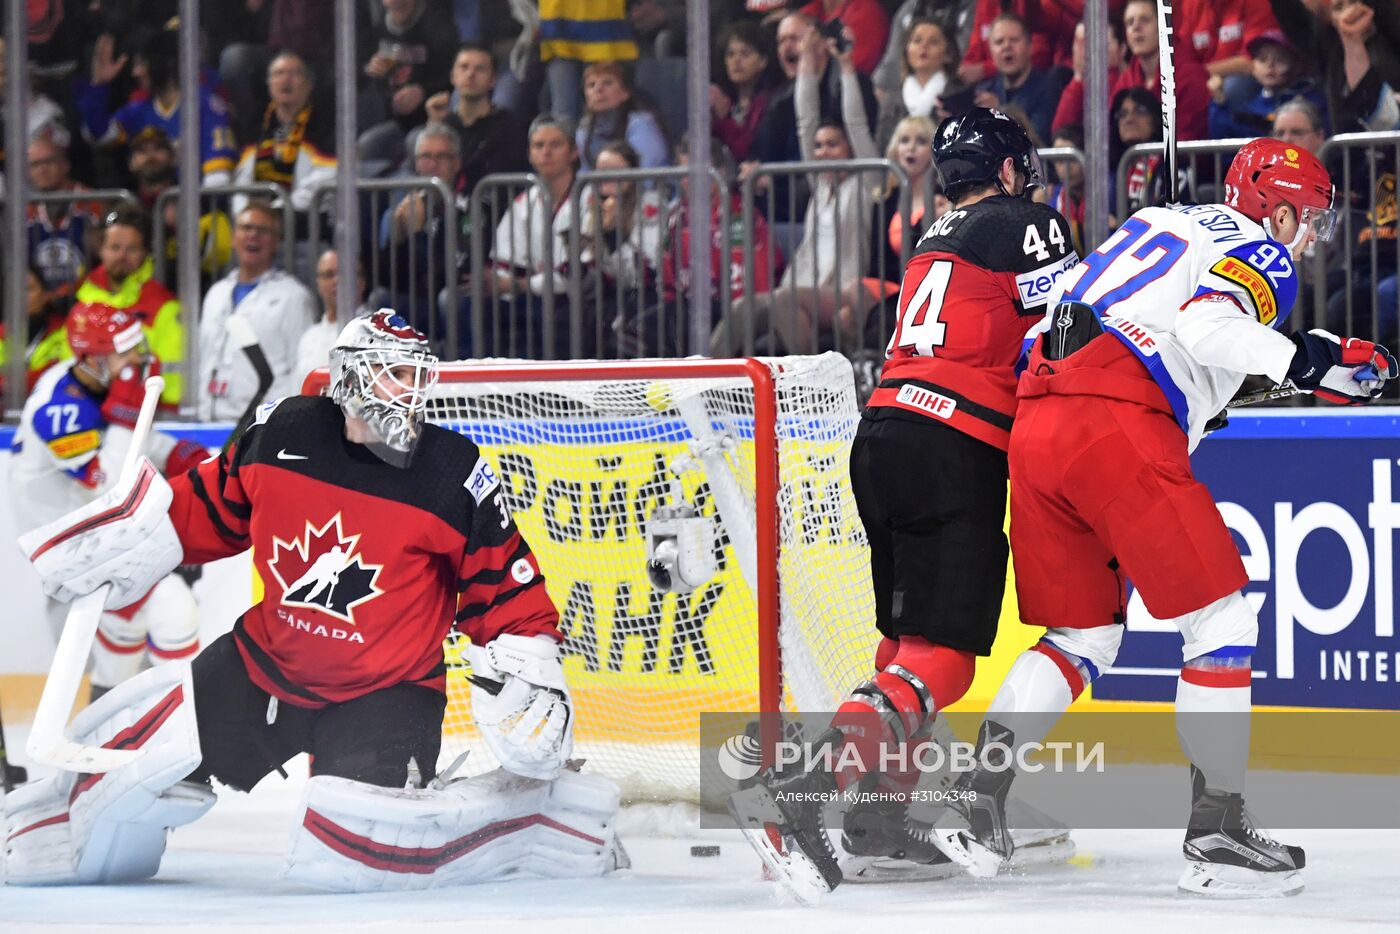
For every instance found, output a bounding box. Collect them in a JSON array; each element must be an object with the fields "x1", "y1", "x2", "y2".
[{"x1": 328, "y1": 310, "x2": 439, "y2": 468}]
